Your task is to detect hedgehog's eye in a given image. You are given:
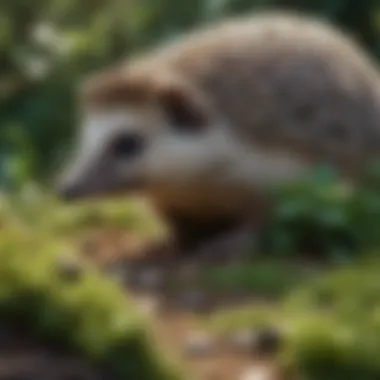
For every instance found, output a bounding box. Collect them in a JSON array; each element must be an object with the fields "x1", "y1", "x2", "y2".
[{"x1": 109, "y1": 132, "x2": 145, "y2": 159}]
